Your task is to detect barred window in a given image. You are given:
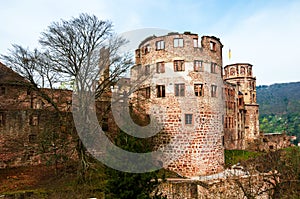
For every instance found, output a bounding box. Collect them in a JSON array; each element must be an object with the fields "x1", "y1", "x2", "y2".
[
  {"x1": 185, "y1": 114, "x2": 193, "y2": 125},
  {"x1": 156, "y1": 40, "x2": 165, "y2": 50},
  {"x1": 174, "y1": 38, "x2": 184, "y2": 47},
  {"x1": 156, "y1": 85, "x2": 165, "y2": 98},
  {"x1": 194, "y1": 84, "x2": 204, "y2": 96},
  {"x1": 194, "y1": 60, "x2": 203, "y2": 72},
  {"x1": 211, "y1": 62, "x2": 217, "y2": 73},
  {"x1": 175, "y1": 83, "x2": 185, "y2": 97},
  {"x1": 174, "y1": 60, "x2": 185, "y2": 71}
]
